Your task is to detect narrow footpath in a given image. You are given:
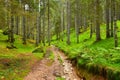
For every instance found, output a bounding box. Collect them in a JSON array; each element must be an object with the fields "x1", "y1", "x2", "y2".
[{"x1": 24, "y1": 45, "x2": 81, "y2": 80}]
